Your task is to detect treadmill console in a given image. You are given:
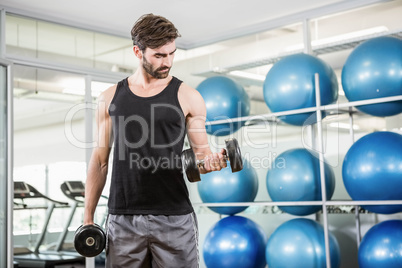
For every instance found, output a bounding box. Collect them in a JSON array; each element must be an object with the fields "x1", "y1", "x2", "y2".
[
  {"x1": 61, "y1": 181, "x2": 85, "y2": 202},
  {"x1": 14, "y1": 181, "x2": 30, "y2": 197},
  {"x1": 65, "y1": 181, "x2": 85, "y2": 194}
]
